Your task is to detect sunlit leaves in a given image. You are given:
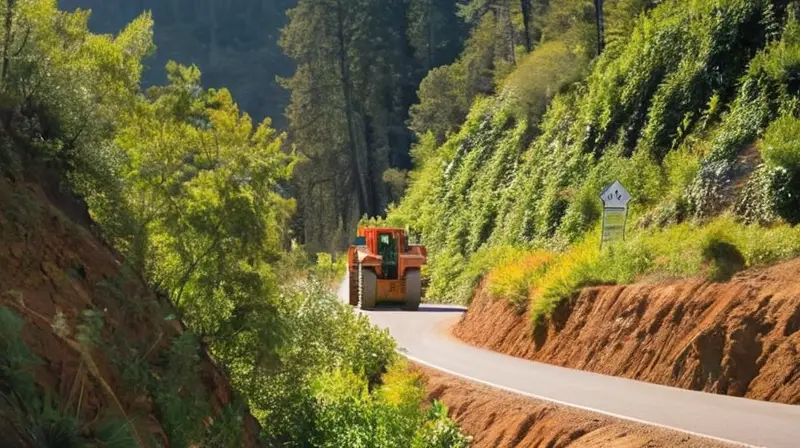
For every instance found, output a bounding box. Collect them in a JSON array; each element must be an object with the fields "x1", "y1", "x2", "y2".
[{"x1": 114, "y1": 63, "x2": 296, "y2": 339}]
